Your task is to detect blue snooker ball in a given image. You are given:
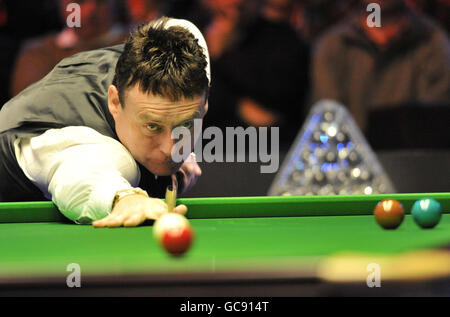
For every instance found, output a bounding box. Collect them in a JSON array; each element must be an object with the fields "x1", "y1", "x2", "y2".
[{"x1": 411, "y1": 198, "x2": 442, "y2": 229}]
